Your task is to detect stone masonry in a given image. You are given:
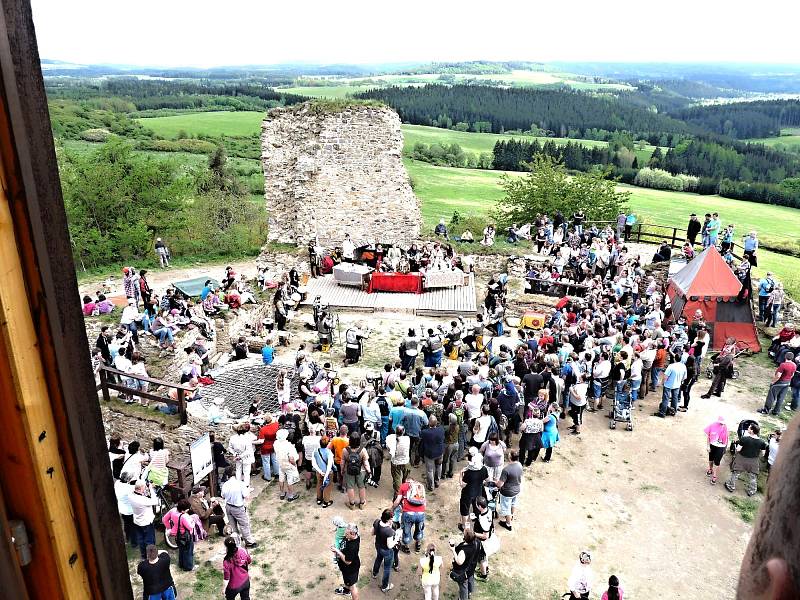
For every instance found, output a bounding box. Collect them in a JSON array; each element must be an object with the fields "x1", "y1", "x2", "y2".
[{"x1": 261, "y1": 102, "x2": 421, "y2": 246}]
